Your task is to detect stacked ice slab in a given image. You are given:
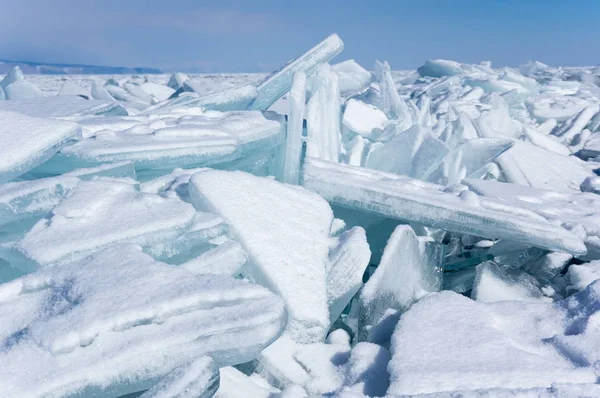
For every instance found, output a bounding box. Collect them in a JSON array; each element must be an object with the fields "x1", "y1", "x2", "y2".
[{"x1": 3, "y1": 34, "x2": 600, "y2": 397}]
